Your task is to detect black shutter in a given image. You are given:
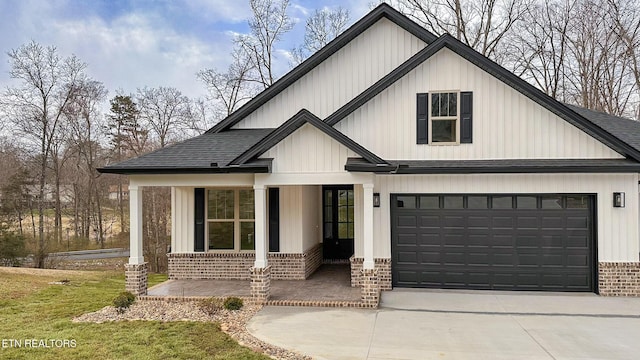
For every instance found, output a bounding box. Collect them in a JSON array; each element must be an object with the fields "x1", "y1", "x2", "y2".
[
  {"x1": 460, "y1": 91, "x2": 473, "y2": 143},
  {"x1": 268, "y1": 187, "x2": 280, "y2": 252},
  {"x1": 416, "y1": 93, "x2": 429, "y2": 144},
  {"x1": 194, "y1": 188, "x2": 205, "y2": 252}
]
